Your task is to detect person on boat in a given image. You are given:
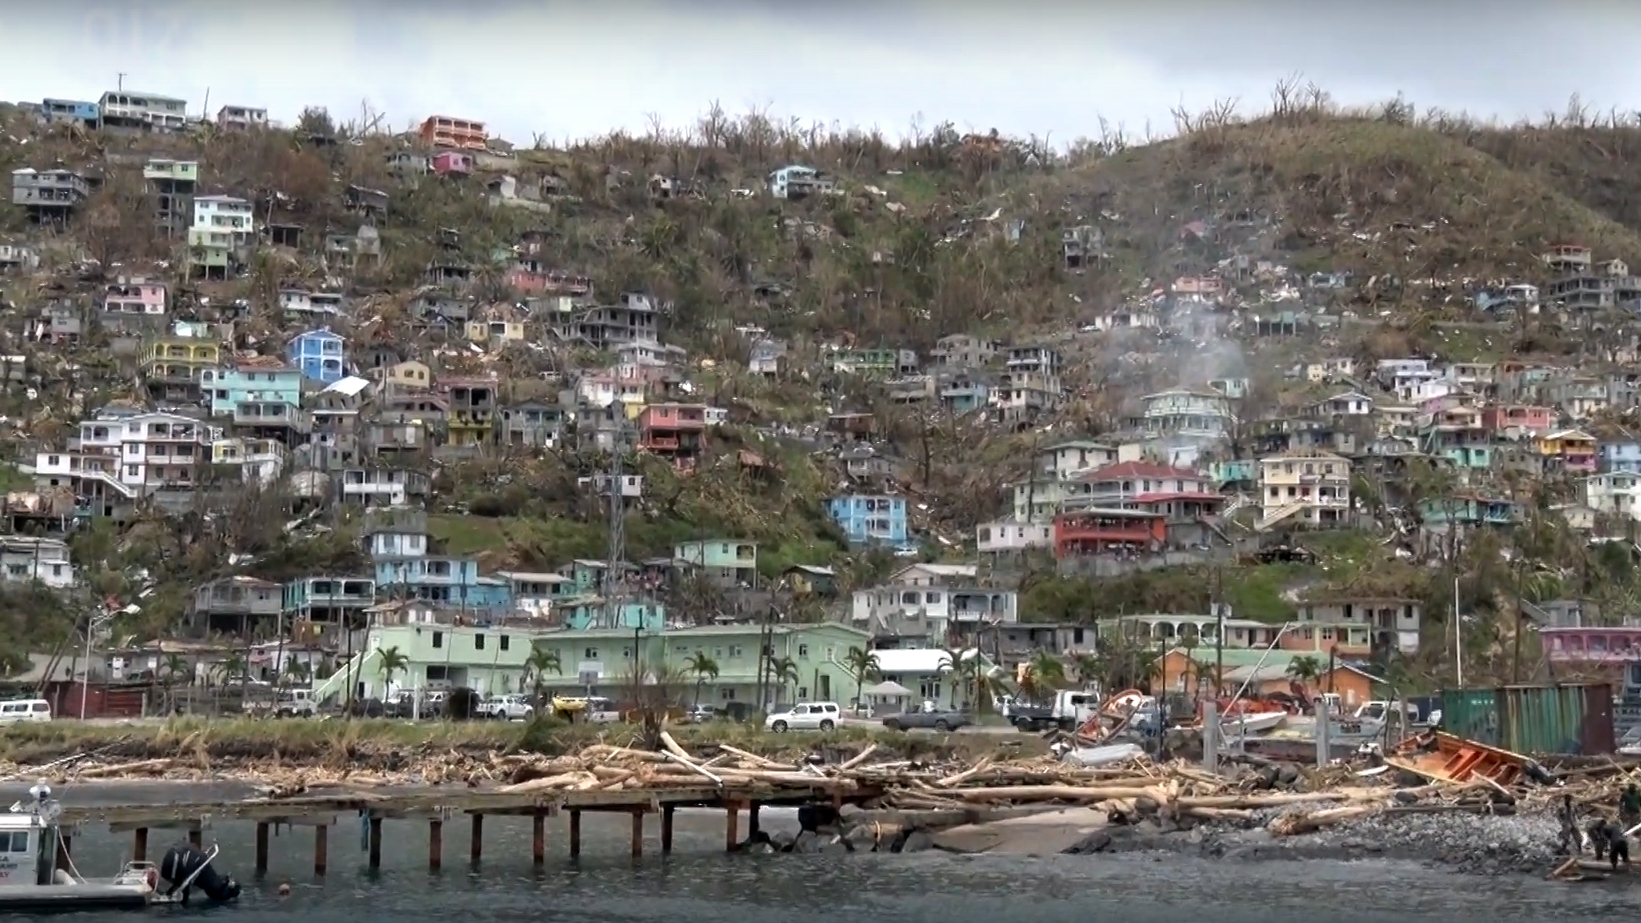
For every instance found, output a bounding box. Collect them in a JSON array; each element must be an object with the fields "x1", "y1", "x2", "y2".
[
  {"x1": 1621, "y1": 783, "x2": 1641, "y2": 830},
  {"x1": 1558, "y1": 795, "x2": 1580, "y2": 855}
]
